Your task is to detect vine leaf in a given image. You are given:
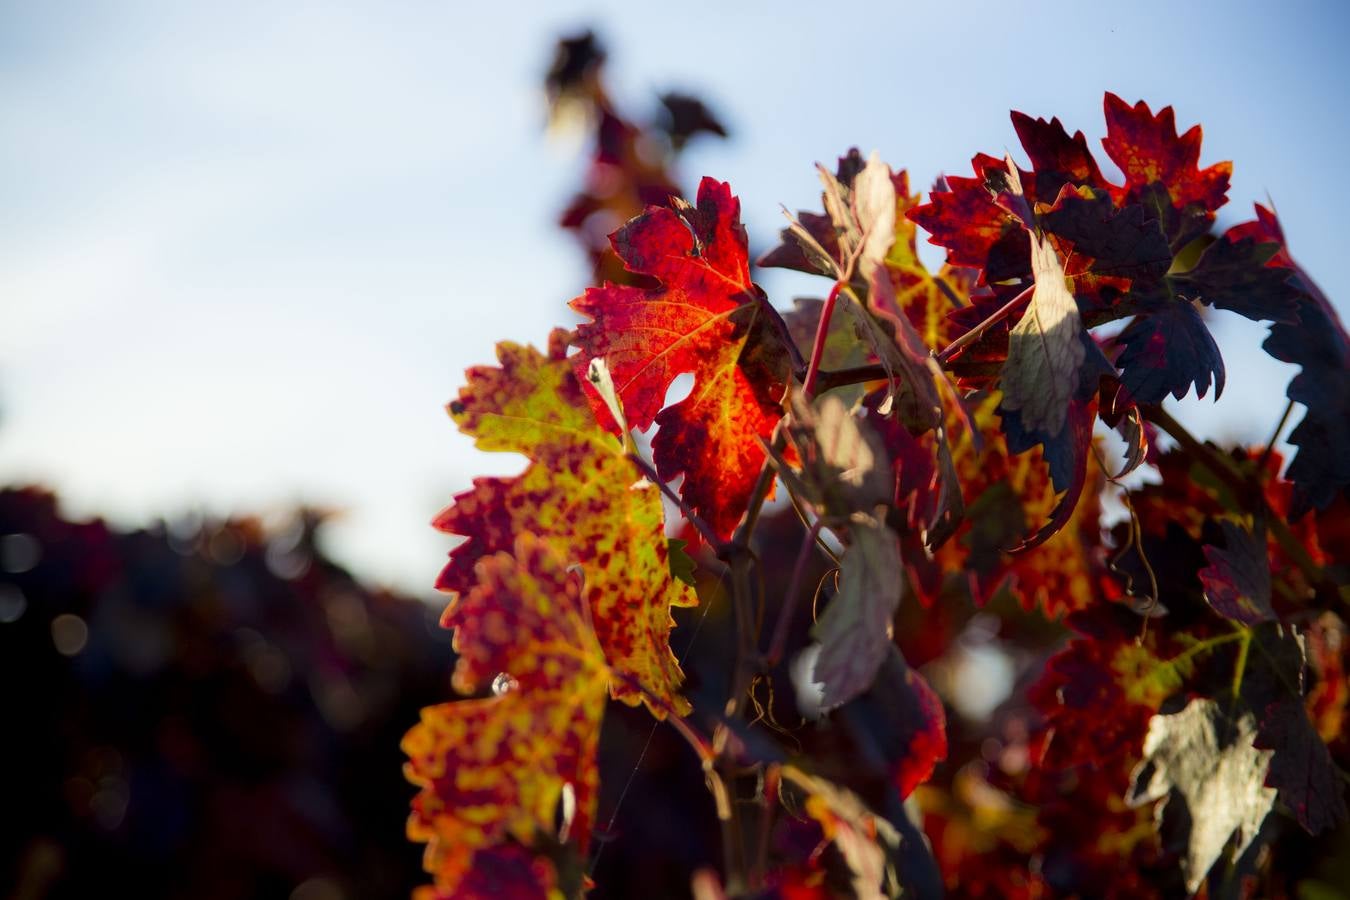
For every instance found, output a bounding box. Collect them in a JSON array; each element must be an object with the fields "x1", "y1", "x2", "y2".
[
  {"x1": 781, "y1": 394, "x2": 905, "y2": 709},
  {"x1": 1030, "y1": 607, "x2": 1169, "y2": 769},
  {"x1": 422, "y1": 843, "x2": 563, "y2": 900},
  {"x1": 403, "y1": 534, "x2": 609, "y2": 897},
  {"x1": 1011, "y1": 111, "x2": 1109, "y2": 200},
  {"x1": 1115, "y1": 300, "x2": 1225, "y2": 404},
  {"x1": 1001, "y1": 231, "x2": 1086, "y2": 438},
  {"x1": 766, "y1": 151, "x2": 948, "y2": 432},
  {"x1": 1126, "y1": 697, "x2": 1275, "y2": 893},
  {"x1": 1237, "y1": 204, "x2": 1350, "y2": 513},
  {"x1": 887, "y1": 176, "x2": 974, "y2": 349},
  {"x1": 852, "y1": 648, "x2": 949, "y2": 800},
  {"x1": 812, "y1": 517, "x2": 904, "y2": 711},
  {"x1": 1100, "y1": 93, "x2": 1231, "y2": 245},
  {"x1": 435, "y1": 332, "x2": 697, "y2": 715},
  {"x1": 783, "y1": 394, "x2": 892, "y2": 514},
  {"x1": 1106, "y1": 400, "x2": 1149, "y2": 479},
  {"x1": 1039, "y1": 186, "x2": 1172, "y2": 284},
  {"x1": 999, "y1": 337, "x2": 1108, "y2": 553},
  {"x1": 1198, "y1": 521, "x2": 1275, "y2": 625},
  {"x1": 1254, "y1": 696, "x2": 1350, "y2": 835},
  {"x1": 908, "y1": 153, "x2": 1027, "y2": 282},
  {"x1": 1173, "y1": 234, "x2": 1302, "y2": 325},
  {"x1": 851, "y1": 151, "x2": 900, "y2": 280},
  {"x1": 571, "y1": 177, "x2": 791, "y2": 539},
  {"x1": 779, "y1": 766, "x2": 903, "y2": 900}
]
